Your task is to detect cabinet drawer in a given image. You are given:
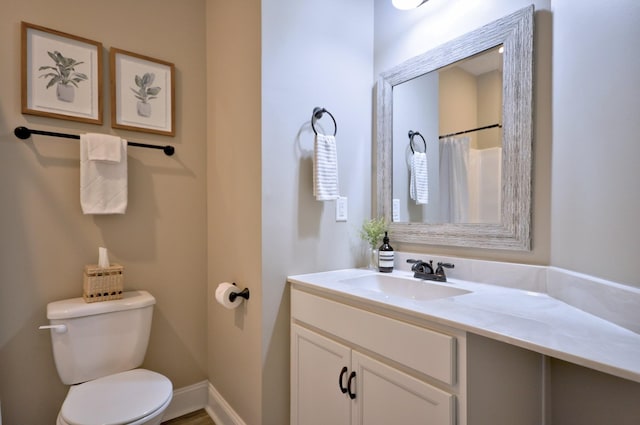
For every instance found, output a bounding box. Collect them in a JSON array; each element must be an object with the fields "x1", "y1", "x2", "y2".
[{"x1": 292, "y1": 289, "x2": 456, "y2": 385}]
